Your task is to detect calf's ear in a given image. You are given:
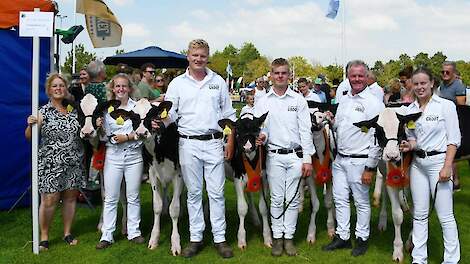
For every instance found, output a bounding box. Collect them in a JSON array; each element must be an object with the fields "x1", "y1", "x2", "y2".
[
  {"x1": 396, "y1": 112, "x2": 421, "y2": 123},
  {"x1": 218, "y1": 119, "x2": 236, "y2": 129},
  {"x1": 353, "y1": 115, "x2": 379, "y2": 131},
  {"x1": 257, "y1": 112, "x2": 268, "y2": 126}
]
